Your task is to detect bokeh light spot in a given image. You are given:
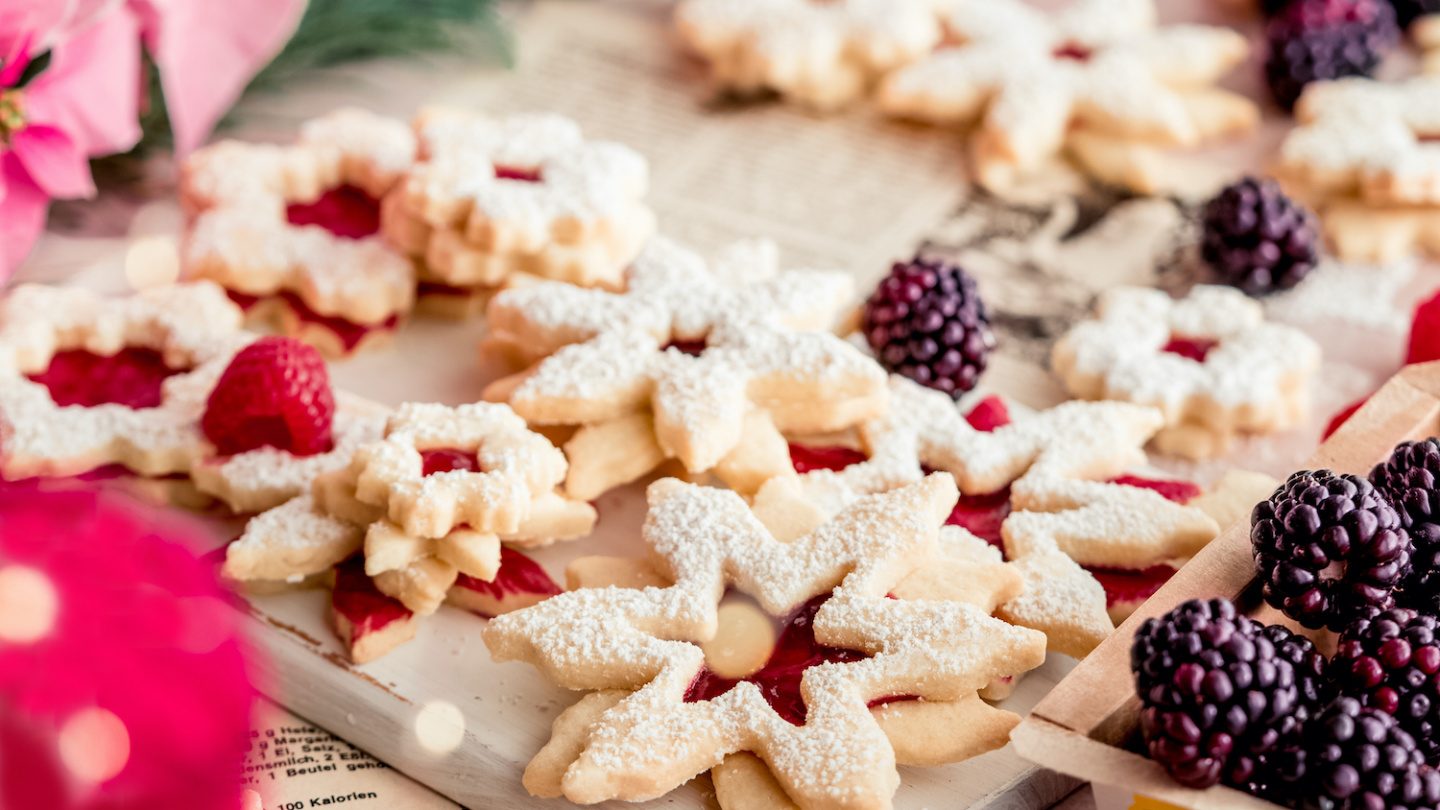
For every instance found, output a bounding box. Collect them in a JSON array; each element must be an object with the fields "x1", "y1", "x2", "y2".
[
  {"x1": 414, "y1": 701, "x2": 465, "y2": 755},
  {"x1": 58, "y1": 708, "x2": 130, "y2": 784},
  {"x1": 0, "y1": 565, "x2": 59, "y2": 643}
]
